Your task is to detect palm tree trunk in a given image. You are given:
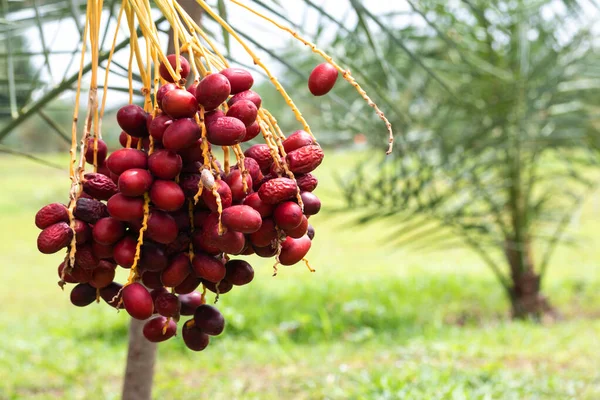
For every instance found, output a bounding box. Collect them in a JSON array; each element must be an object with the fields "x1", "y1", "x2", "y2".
[
  {"x1": 122, "y1": 318, "x2": 157, "y2": 400},
  {"x1": 504, "y1": 239, "x2": 553, "y2": 319},
  {"x1": 167, "y1": 0, "x2": 203, "y2": 56},
  {"x1": 121, "y1": 2, "x2": 202, "y2": 399}
]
